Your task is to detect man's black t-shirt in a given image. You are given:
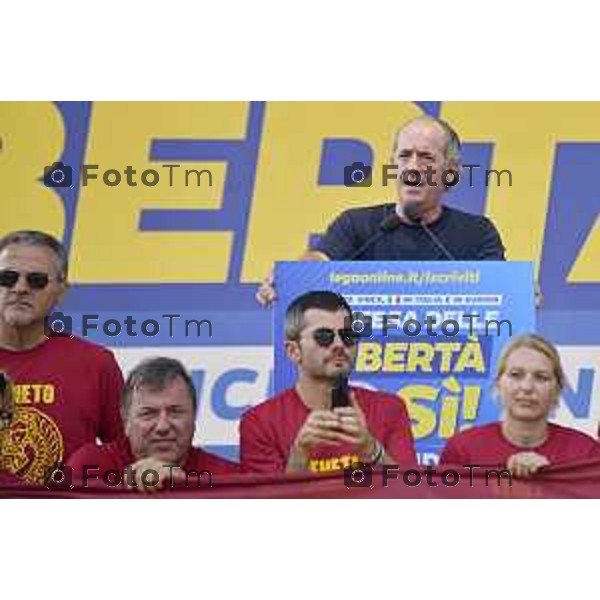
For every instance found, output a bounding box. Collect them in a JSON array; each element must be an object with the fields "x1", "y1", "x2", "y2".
[{"x1": 313, "y1": 203, "x2": 505, "y2": 261}]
